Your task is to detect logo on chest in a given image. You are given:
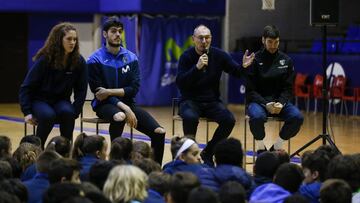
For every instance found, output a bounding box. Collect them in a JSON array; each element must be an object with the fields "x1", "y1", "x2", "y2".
[
  {"x1": 279, "y1": 59, "x2": 286, "y2": 65},
  {"x1": 122, "y1": 65, "x2": 130, "y2": 74}
]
